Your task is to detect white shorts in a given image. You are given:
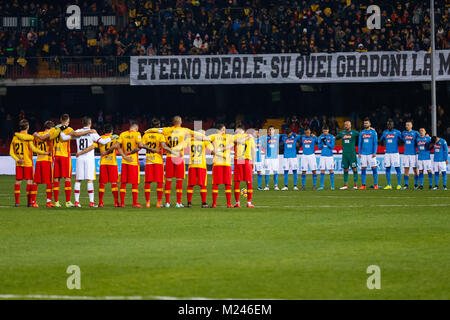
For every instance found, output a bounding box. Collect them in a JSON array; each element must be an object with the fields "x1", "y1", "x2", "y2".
[
  {"x1": 319, "y1": 156, "x2": 335, "y2": 171},
  {"x1": 360, "y1": 154, "x2": 377, "y2": 168},
  {"x1": 433, "y1": 161, "x2": 447, "y2": 174},
  {"x1": 417, "y1": 160, "x2": 432, "y2": 172},
  {"x1": 301, "y1": 154, "x2": 317, "y2": 172},
  {"x1": 281, "y1": 157, "x2": 299, "y2": 172},
  {"x1": 76, "y1": 157, "x2": 96, "y2": 181},
  {"x1": 402, "y1": 154, "x2": 417, "y2": 168},
  {"x1": 254, "y1": 161, "x2": 263, "y2": 172},
  {"x1": 254, "y1": 155, "x2": 264, "y2": 172},
  {"x1": 263, "y1": 157, "x2": 279, "y2": 174},
  {"x1": 384, "y1": 153, "x2": 400, "y2": 168}
]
